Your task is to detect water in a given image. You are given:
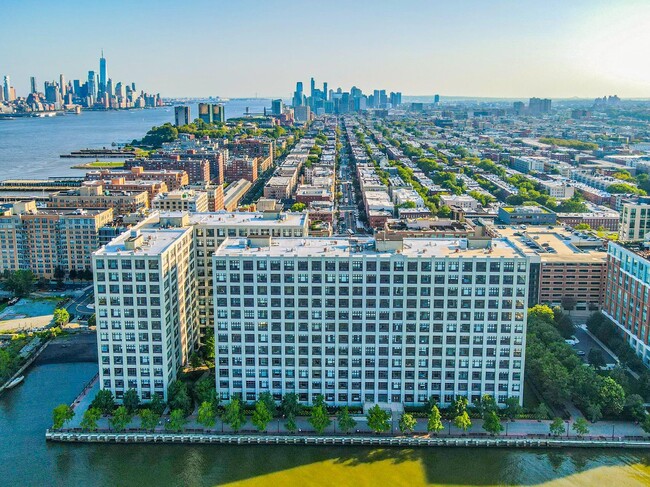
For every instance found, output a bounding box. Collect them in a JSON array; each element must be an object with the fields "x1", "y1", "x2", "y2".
[
  {"x1": 0, "y1": 99, "x2": 272, "y2": 181},
  {"x1": 1, "y1": 356, "x2": 649, "y2": 486}
]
